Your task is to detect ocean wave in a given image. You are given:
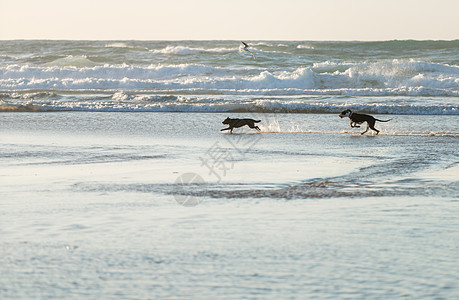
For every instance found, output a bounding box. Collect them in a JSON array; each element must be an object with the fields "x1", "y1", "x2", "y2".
[
  {"x1": 1, "y1": 60, "x2": 458, "y2": 97},
  {"x1": 297, "y1": 44, "x2": 315, "y2": 49},
  {"x1": 150, "y1": 45, "x2": 235, "y2": 55},
  {"x1": 246, "y1": 42, "x2": 290, "y2": 47},
  {"x1": 1, "y1": 93, "x2": 457, "y2": 115},
  {"x1": 104, "y1": 43, "x2": 149, "y2": 51},
  {"x1": 0, "y1": 63, "x2": 222, "y2": 80},
  {"x1": 0, "y1": 91, "x2": 56, "y2": 100},
  {"x1": 43, "y1": 55, "x2": 98, "y2": 67},
  {"x1": 0, "y1": 103, "x2": 41, "y2": 112}
]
